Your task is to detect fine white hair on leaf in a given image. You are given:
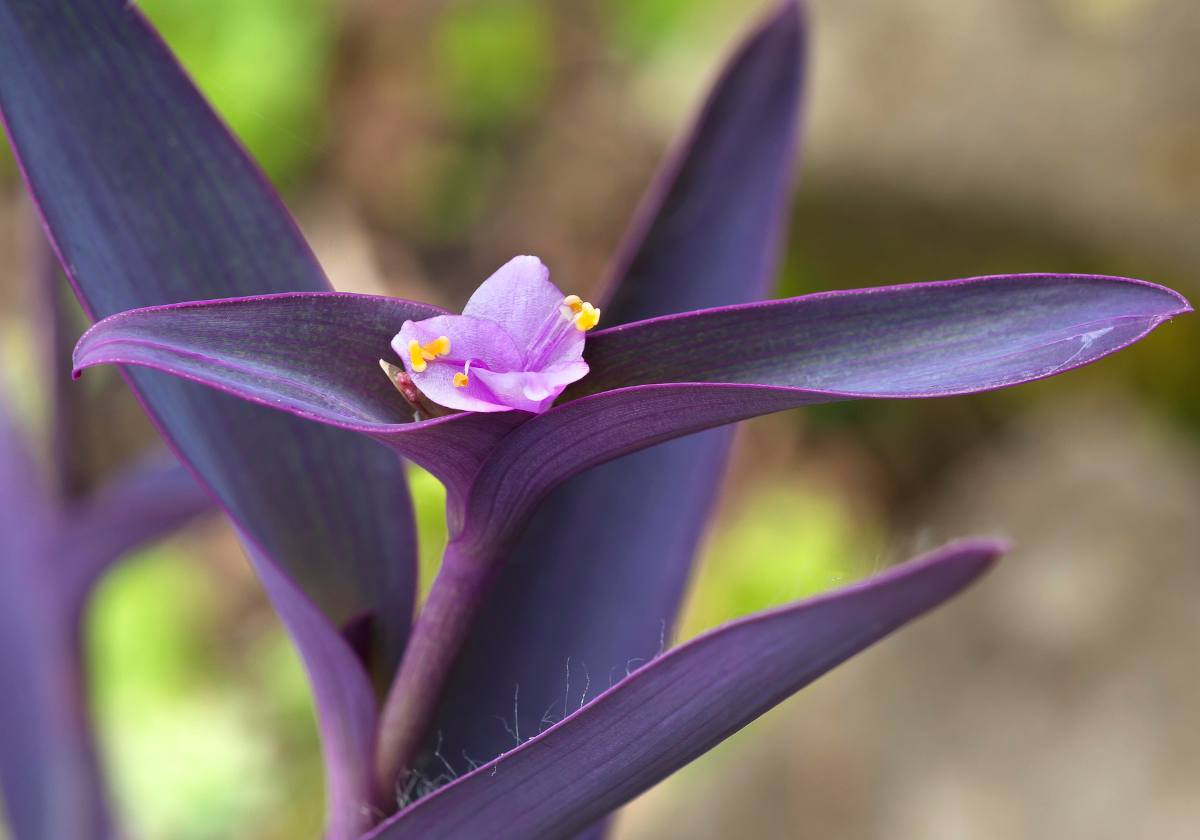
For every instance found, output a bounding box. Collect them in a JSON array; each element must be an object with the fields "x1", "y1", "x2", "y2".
[
  {"x1": 578, "y1": 666, "x2": 591, "y2": 711},
  {"x1": 512, "y1": 683, "x2": 520, "y2": 744},
  {"x1": 429, "y1": 730, "x2": 459, "y2": 782},
  {"x1": 393, "y1": 730, "x2": 467, "y2": 808},
  {"x1": 493, "y1": 683, "x2": 522, "y2": 748},
  {"x1": 539, "y1": 697, "x2": 560, "y2": 734},
  {"x1": 561, "y1": 656, "x2": 572, "y2": 723}
]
